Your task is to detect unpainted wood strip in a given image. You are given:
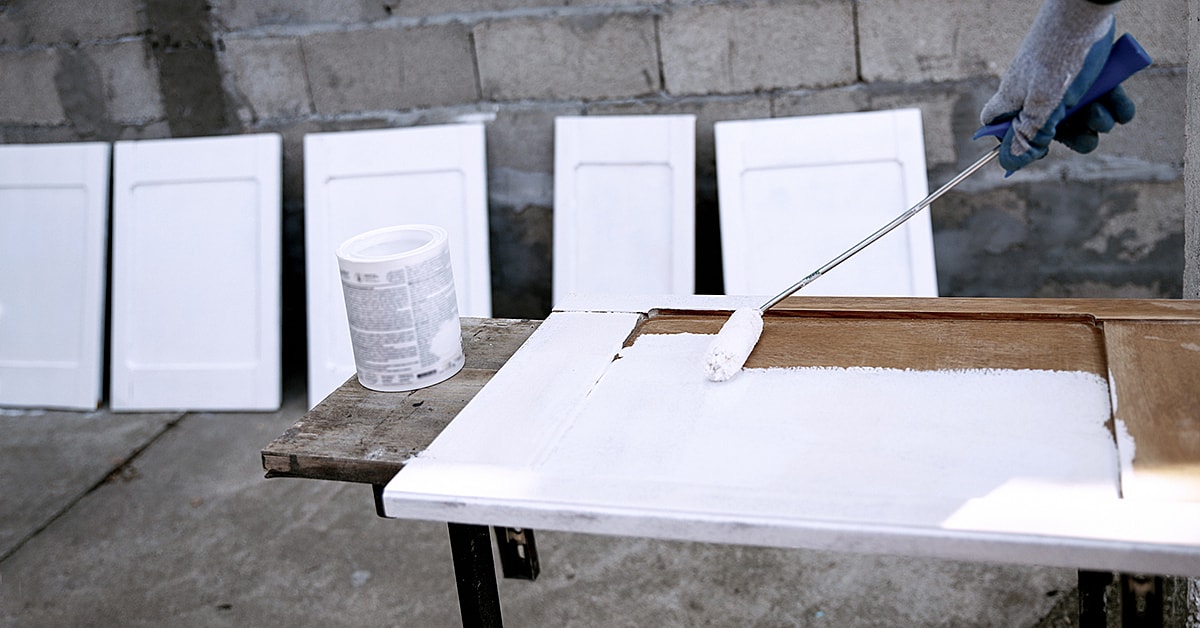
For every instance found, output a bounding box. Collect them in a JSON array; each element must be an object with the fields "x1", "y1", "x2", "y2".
[
  {"x1": 637, "y1": 314, "x2": 1107, "y2": 374},
  {"x1": 1105, "y1": 321, "x2": 1200, "y2": 502},
  {"x1": 764, "y1": 296, "x2": 1200, "y2": 321},
  {"x1": 750, "y1": 318, "x2": 1106, "y2": 373}
]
